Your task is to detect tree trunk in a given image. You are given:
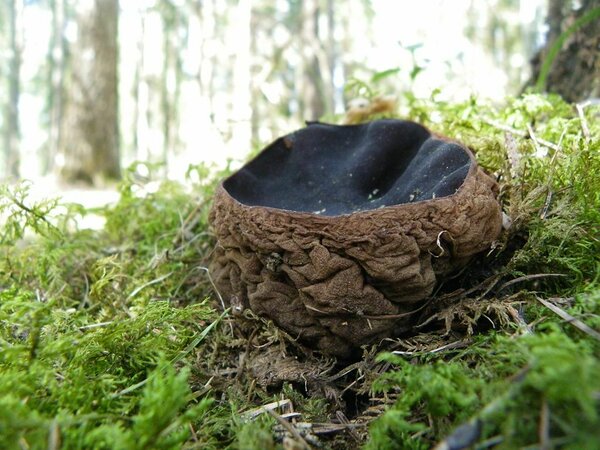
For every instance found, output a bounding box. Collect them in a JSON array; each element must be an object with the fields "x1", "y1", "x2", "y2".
[
  {"x1": 229, "y1": 0, "x2": 252, "y2": 155},
  {"x1": 300, "y1": 0, "x2": 325, "y2": 121},
  {"x1": 44, "y1": 0, "x2": 66, "y2": 175},
  {"x1": 132, "y1": 11, "x2": 145, "y2": 162},
  {"x1": 198, "y1": 0, "x2": 217, "y2": 120},
  {"x1": 3, "y1": 0, "x2": 22, "y2": 180},
  {"x1": 59, "y1": 0, "x2": 120, "y2": 185},
  {"x1": 325, "y1": 0, "x2": 337, "y2": 114},
  {"x1": 161, "y1": 16, "x2": 172, "y2": 170},
  {"x1": 528, "y1": 0, "x2": 600, "y2": 102}
]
